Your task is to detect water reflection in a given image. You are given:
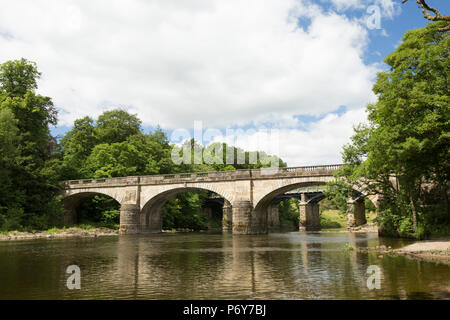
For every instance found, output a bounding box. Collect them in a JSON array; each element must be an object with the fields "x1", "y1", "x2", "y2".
[{"x1": 0, "y1": 232, "x2": 448, "y2": 300}]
